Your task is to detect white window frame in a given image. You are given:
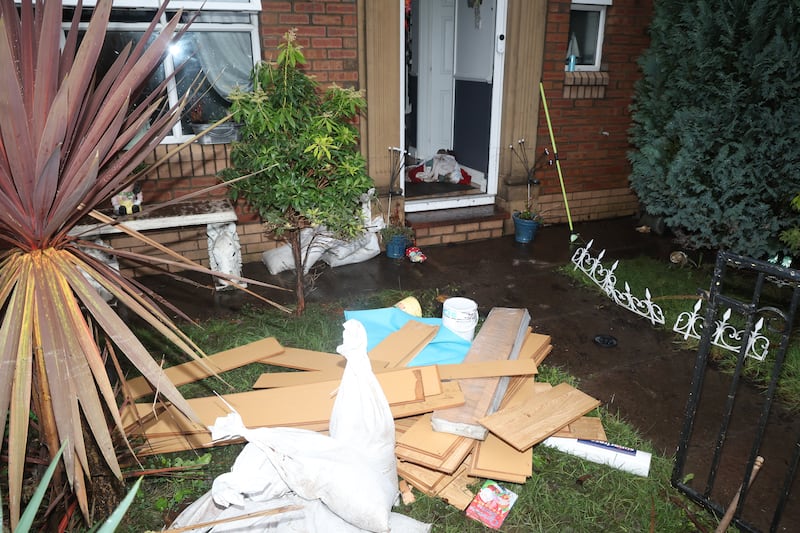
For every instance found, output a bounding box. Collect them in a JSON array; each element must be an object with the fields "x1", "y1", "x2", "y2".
[
  {"x1": 61, "y1": 1, "x2": 262, "y2": 10},
  {"x1": 568, "y1": 0, "x2": 610, "y2": 72},
  {"x1": 59, "y1": 1, "x2": 262, "y2": 144}
]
